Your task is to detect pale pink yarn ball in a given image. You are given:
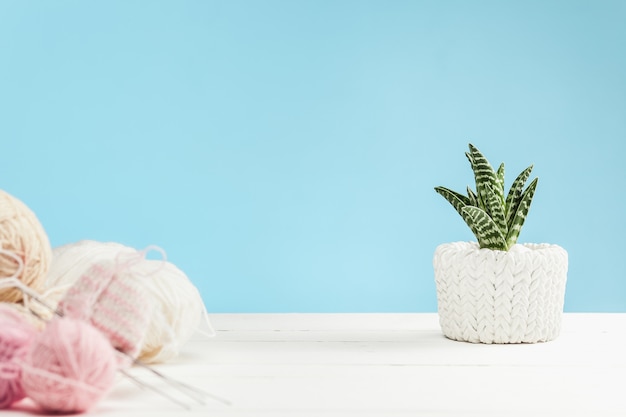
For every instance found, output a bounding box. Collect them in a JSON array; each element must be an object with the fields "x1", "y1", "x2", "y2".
[
  {"x1": 21, "y1": 318, "x2": 117, "y2": 413},
  {"x1": 0, "y1": 303, "x2": 37, "y2": 408}
]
